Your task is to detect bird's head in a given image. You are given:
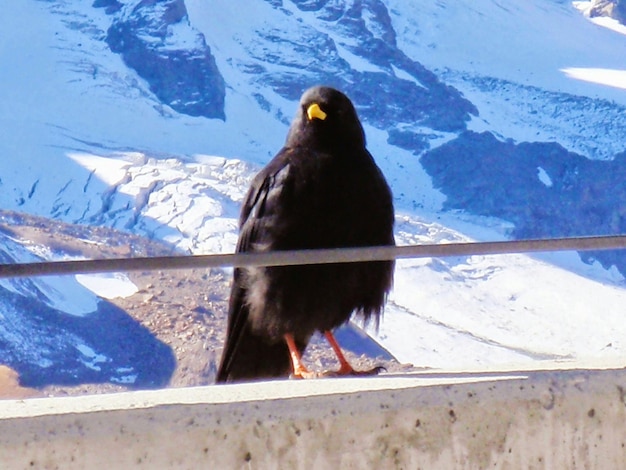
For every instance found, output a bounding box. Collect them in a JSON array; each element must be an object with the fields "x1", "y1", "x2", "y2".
[{"x1": 285, "y1": 86, "x2": 366, "y2": 152}]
